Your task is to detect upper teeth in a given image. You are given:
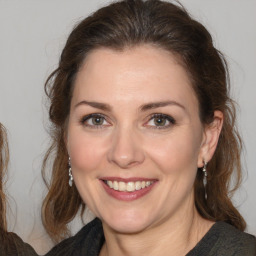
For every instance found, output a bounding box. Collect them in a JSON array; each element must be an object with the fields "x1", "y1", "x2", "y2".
[{"x1": 106, "y1": 180, "x2": 153, "y2": 192}]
